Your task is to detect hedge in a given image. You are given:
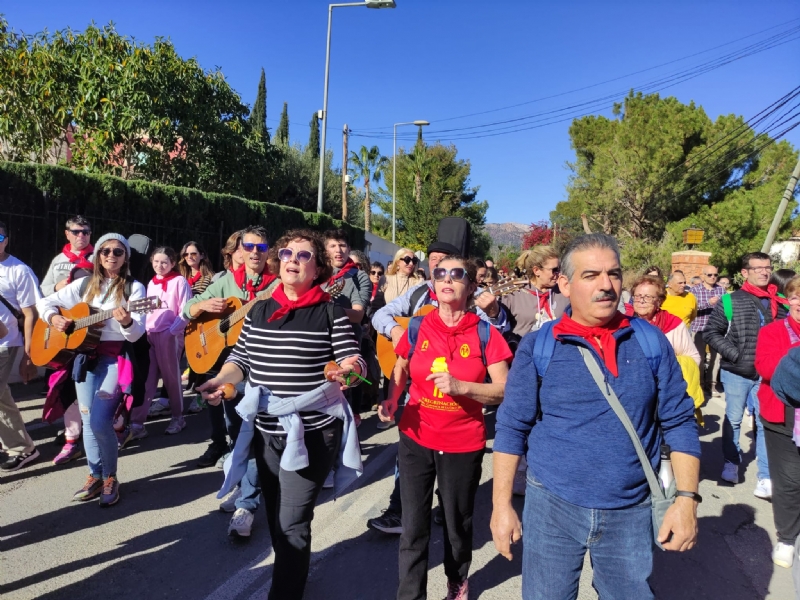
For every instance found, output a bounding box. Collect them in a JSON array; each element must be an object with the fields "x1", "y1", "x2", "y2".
[{"x1": 0, "y1": 162, "x2": 364, "y2": 278}]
